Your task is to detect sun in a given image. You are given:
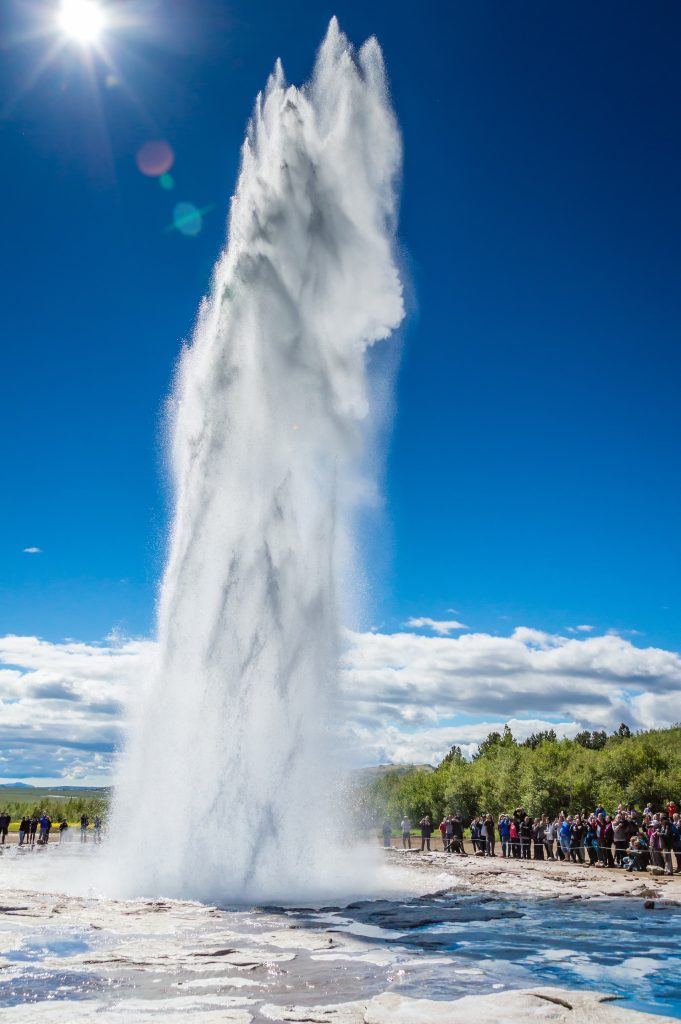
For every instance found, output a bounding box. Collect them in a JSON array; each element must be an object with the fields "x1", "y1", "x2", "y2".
[{"x1": 57, "y1": 0, "x2": 106, "y2": 45}]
